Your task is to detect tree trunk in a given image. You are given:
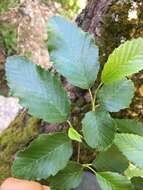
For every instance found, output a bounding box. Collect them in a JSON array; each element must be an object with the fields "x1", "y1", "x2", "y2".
[{"x1": 76, "y1": 0, "x2": 143, "y2": 120}]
